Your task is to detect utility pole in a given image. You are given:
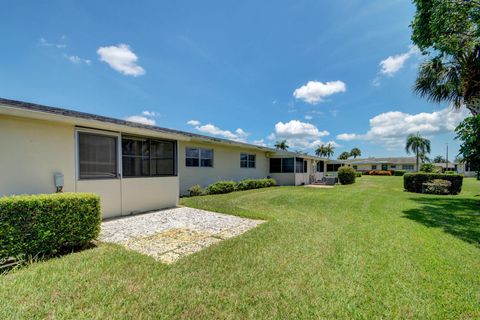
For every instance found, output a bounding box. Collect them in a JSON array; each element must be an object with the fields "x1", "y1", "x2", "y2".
[{"x1": 446, "y1": 143, "x2": 448, "y2": 172}]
